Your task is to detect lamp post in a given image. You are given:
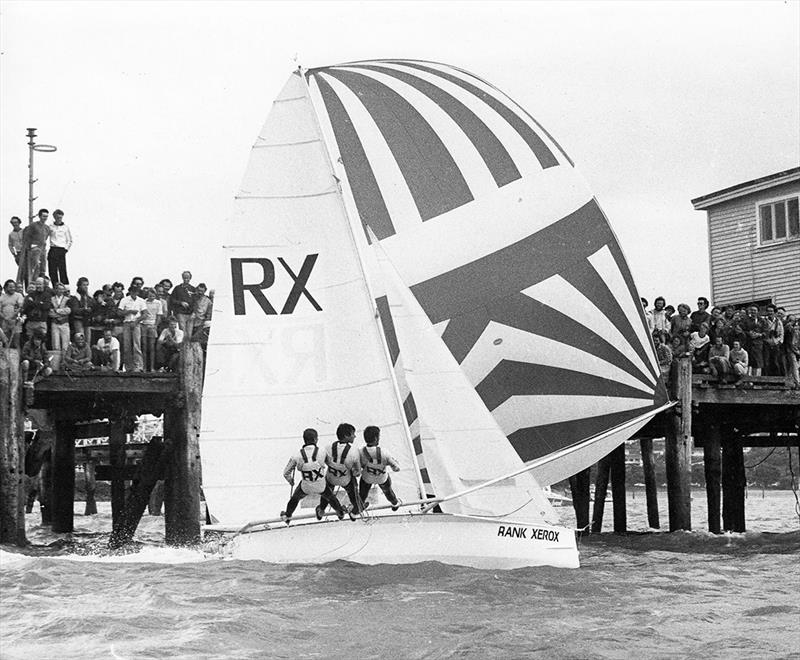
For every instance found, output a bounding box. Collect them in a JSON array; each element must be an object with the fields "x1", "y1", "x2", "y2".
[{"x1": 26, "y1": 128, "x2": 58, "y2": 224}]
